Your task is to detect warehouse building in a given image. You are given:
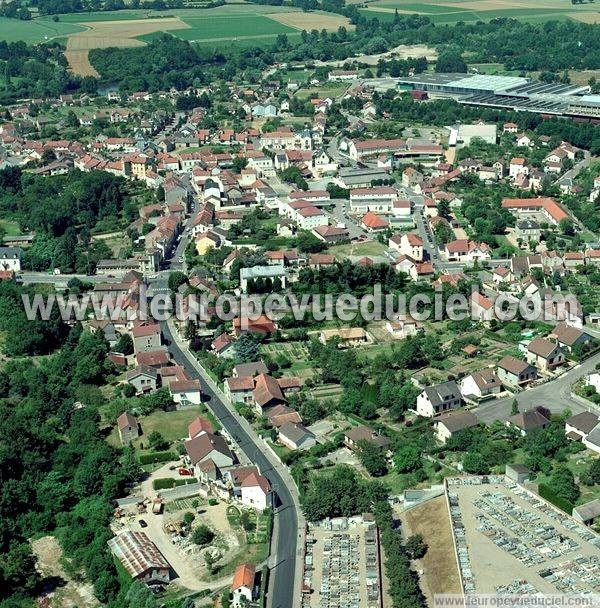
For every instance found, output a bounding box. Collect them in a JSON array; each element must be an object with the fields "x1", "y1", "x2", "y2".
[{"x1": 396, "y1": 73, "x2": 599, "y2": 121}]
